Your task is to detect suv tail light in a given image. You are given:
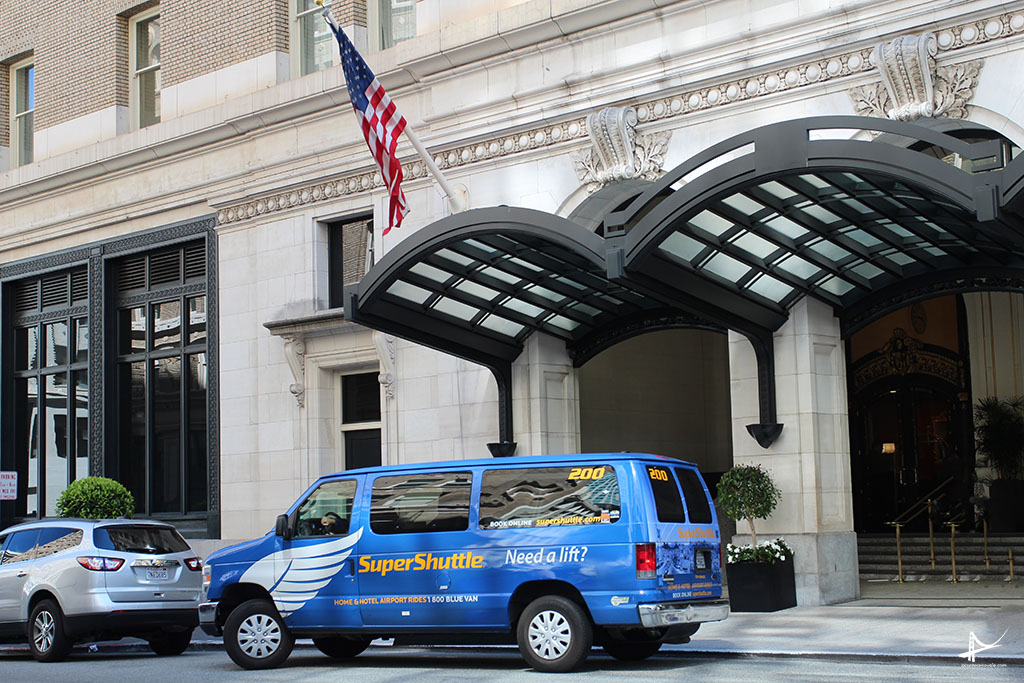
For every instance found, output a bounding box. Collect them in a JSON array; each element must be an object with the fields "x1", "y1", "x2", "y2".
[
  {"x1": 635, "y1": 543, "x2": 657, "y2": 580},
  {"x1": 77, "y1": 556, "x2": 125, "y2": 571},
  {"x1": 185, "y1": 557, "x2": 203, "y2": 571}
]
